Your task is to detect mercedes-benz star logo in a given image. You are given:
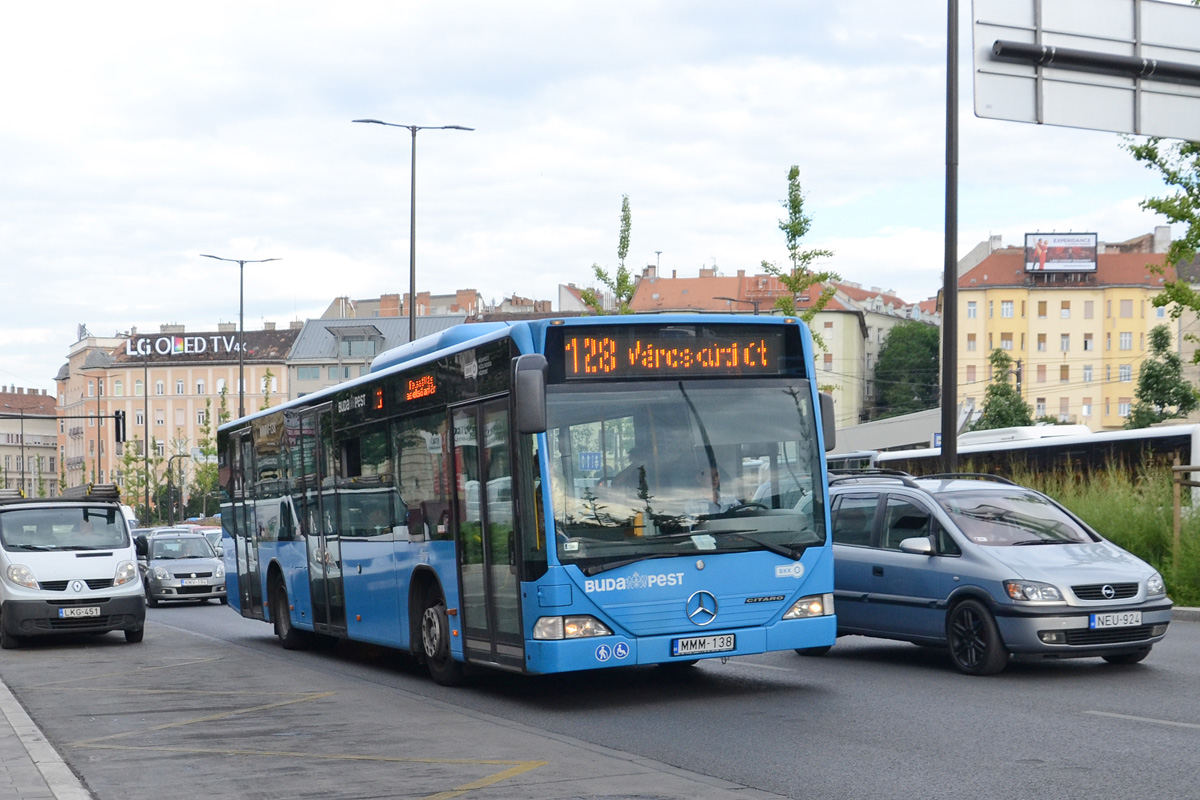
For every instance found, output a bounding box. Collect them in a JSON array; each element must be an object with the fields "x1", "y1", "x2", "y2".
[
  {"x1": 1101, "y1": 584, "x2": 1116, "y2": 599},
  {"x1": 686, "y1": 590, "x2": 718, "y2": 626}
]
